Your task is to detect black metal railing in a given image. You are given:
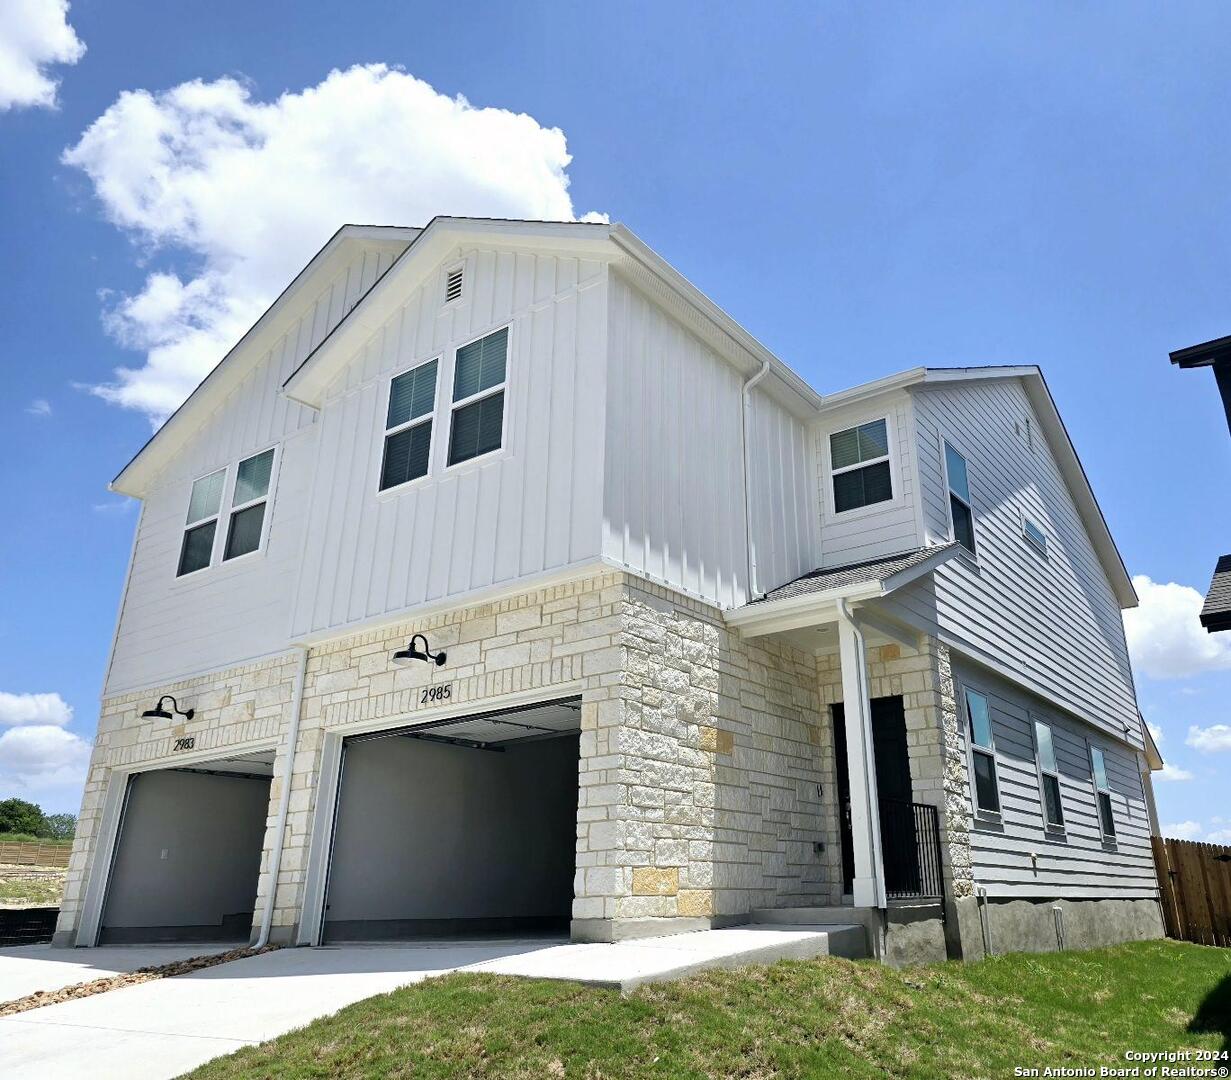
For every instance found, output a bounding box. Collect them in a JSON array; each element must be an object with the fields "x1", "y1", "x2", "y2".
[{"x1": 879, "y1": 798, "x2": 944, "y2": 900}]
